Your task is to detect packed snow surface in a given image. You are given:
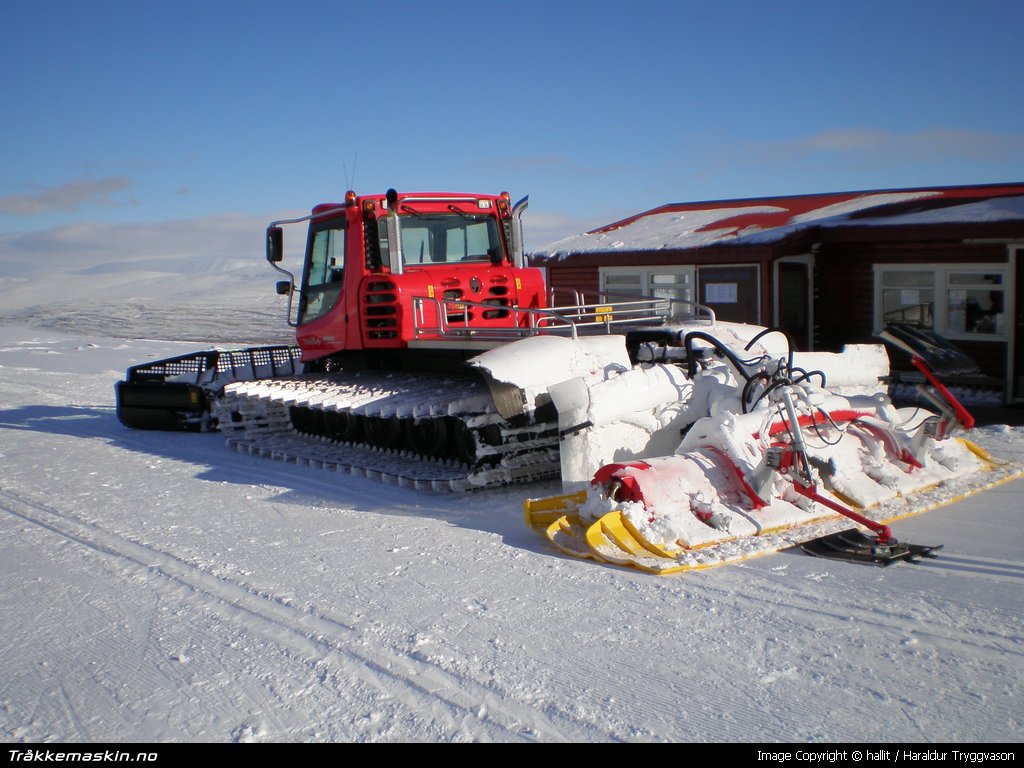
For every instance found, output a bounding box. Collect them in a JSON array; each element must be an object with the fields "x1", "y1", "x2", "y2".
[{"x1": 1, "y1": 260, "x2": 1023, "y2": 743}]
